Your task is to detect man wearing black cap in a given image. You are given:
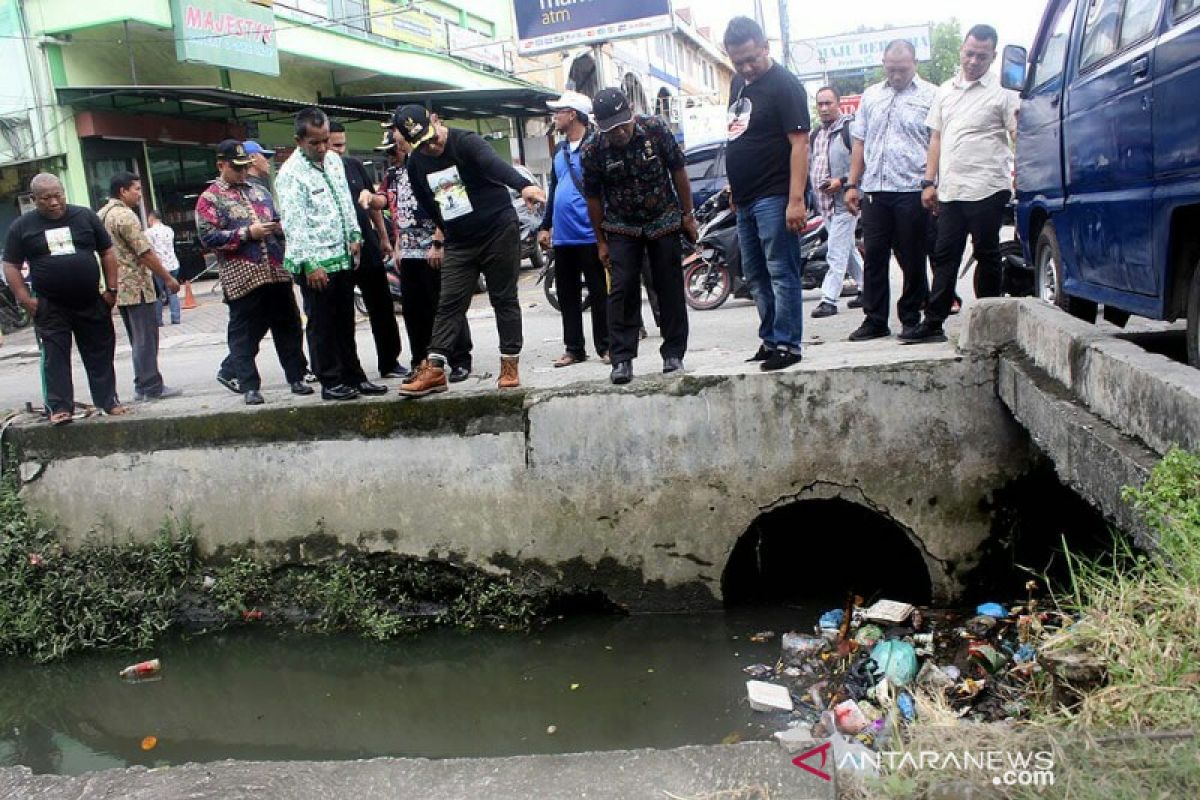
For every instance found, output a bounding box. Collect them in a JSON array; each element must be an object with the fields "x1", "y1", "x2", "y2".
[
  {"x1": 393, "y1": 105, "x2": 545, "y2": 396},
  {"x1": 195, "y1": 140, "x2": 312, "y2": 405},
  {"x1": 580, "y1": 88, "x2": 696, "y2": 384}
]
